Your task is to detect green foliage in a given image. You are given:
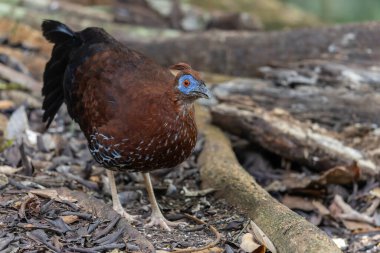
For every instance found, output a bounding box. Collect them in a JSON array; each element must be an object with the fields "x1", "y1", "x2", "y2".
[
  {"x1": 283, "y1": 0, "x2": 380, "y2": 23},
  {"x1": 188, "y1": 0, "x2": 321, "y2": 29}
]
